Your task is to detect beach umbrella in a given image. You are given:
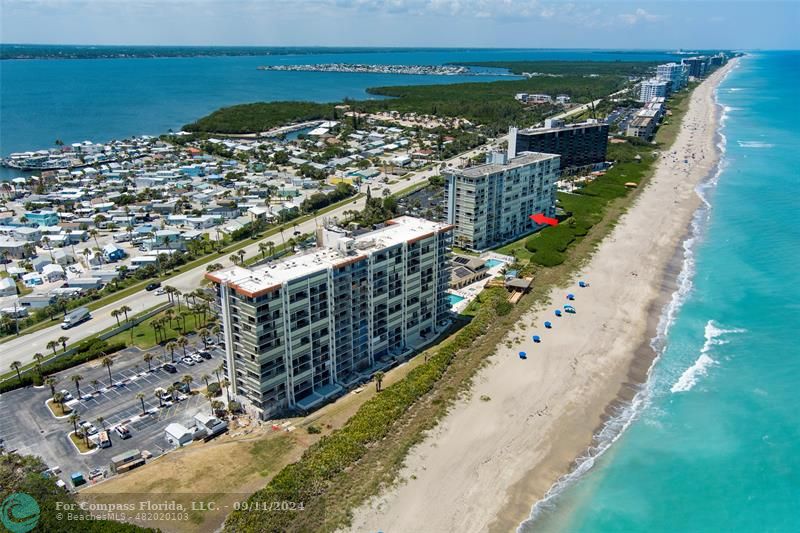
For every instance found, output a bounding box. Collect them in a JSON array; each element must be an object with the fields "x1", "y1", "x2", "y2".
[
  {"x1": 567, "y1": 293, "x2": 575, "y2": 300},
  {"x1": 519, "y1": 352, "x2": 527, "y2": 360},
  {"x1": 579, "y1": 281, "x2": 587, "y2": 288},
  {"x1": 555, "y1": 309, "x2": 562, "y2": 317},
  {"x1": 544, "y1": 321, "x2": 552, "y2": 329},
  {"x1": 532, "y1": 336, "x2": 541, "y2": 343}
]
